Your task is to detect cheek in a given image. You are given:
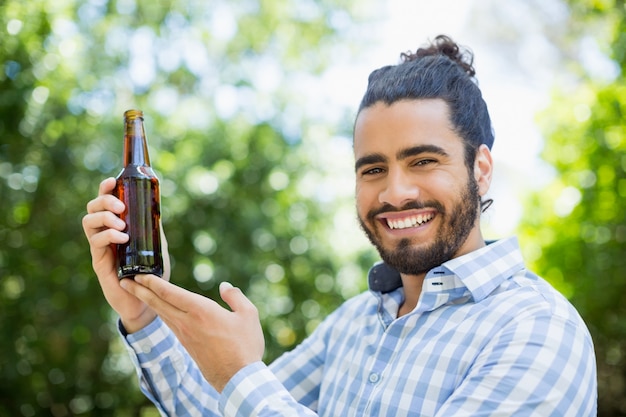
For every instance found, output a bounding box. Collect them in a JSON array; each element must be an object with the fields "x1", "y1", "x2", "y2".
[
  {"x1": 431, "y1": 175, "x2": 456, "y2": 189},
  {"x1": 421, "y1": 172, "x2": 469, "y2": 207},
  {"x1": 424, "y1": 173, "x2": 458, "y2": 196},
  {"x1": 355, "y1": 183, "x2": 373, "y2": 215}
]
